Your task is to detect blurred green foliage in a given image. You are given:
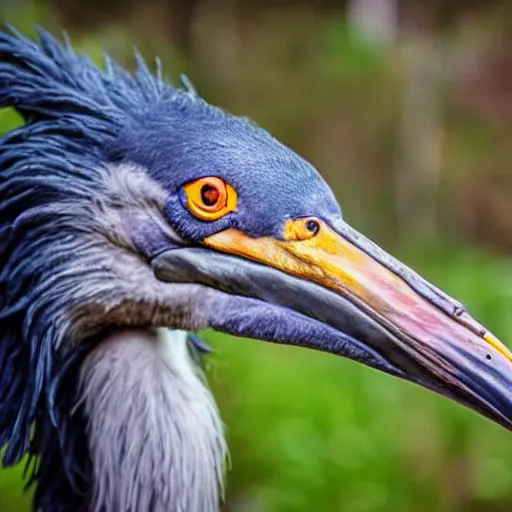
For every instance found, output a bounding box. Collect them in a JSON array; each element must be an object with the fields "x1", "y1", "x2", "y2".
[{"x1": 1, "y1": 1, "x2": 512, "y2": 512}]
